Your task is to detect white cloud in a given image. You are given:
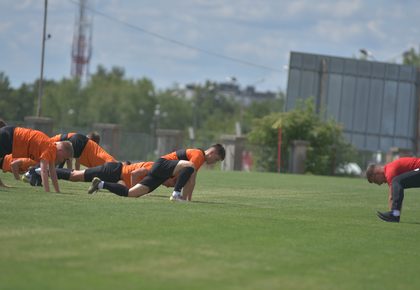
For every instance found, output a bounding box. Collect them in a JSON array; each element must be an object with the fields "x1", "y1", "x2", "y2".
[
  {"x1": 0, "y1": 21, "x2": 12, "y2": 33},
  {"x1": 314, "y1": 20, "x2": 364, "y2": 43},
  {"x1": 366, "y1": 20, "x2": 386, "y2": 40},
  {"x1": 14, "y1": 0, "x2": 34, "y2": 10},
  {"x1": 225, "y1": 35, "x2": 287, "y2": 63},
  {"x1": 1, "y1": 0, "x2": 419, "y2": 91},
  {"x1": 286, "y1": 0, "x2": 362, "y2": 18}
]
